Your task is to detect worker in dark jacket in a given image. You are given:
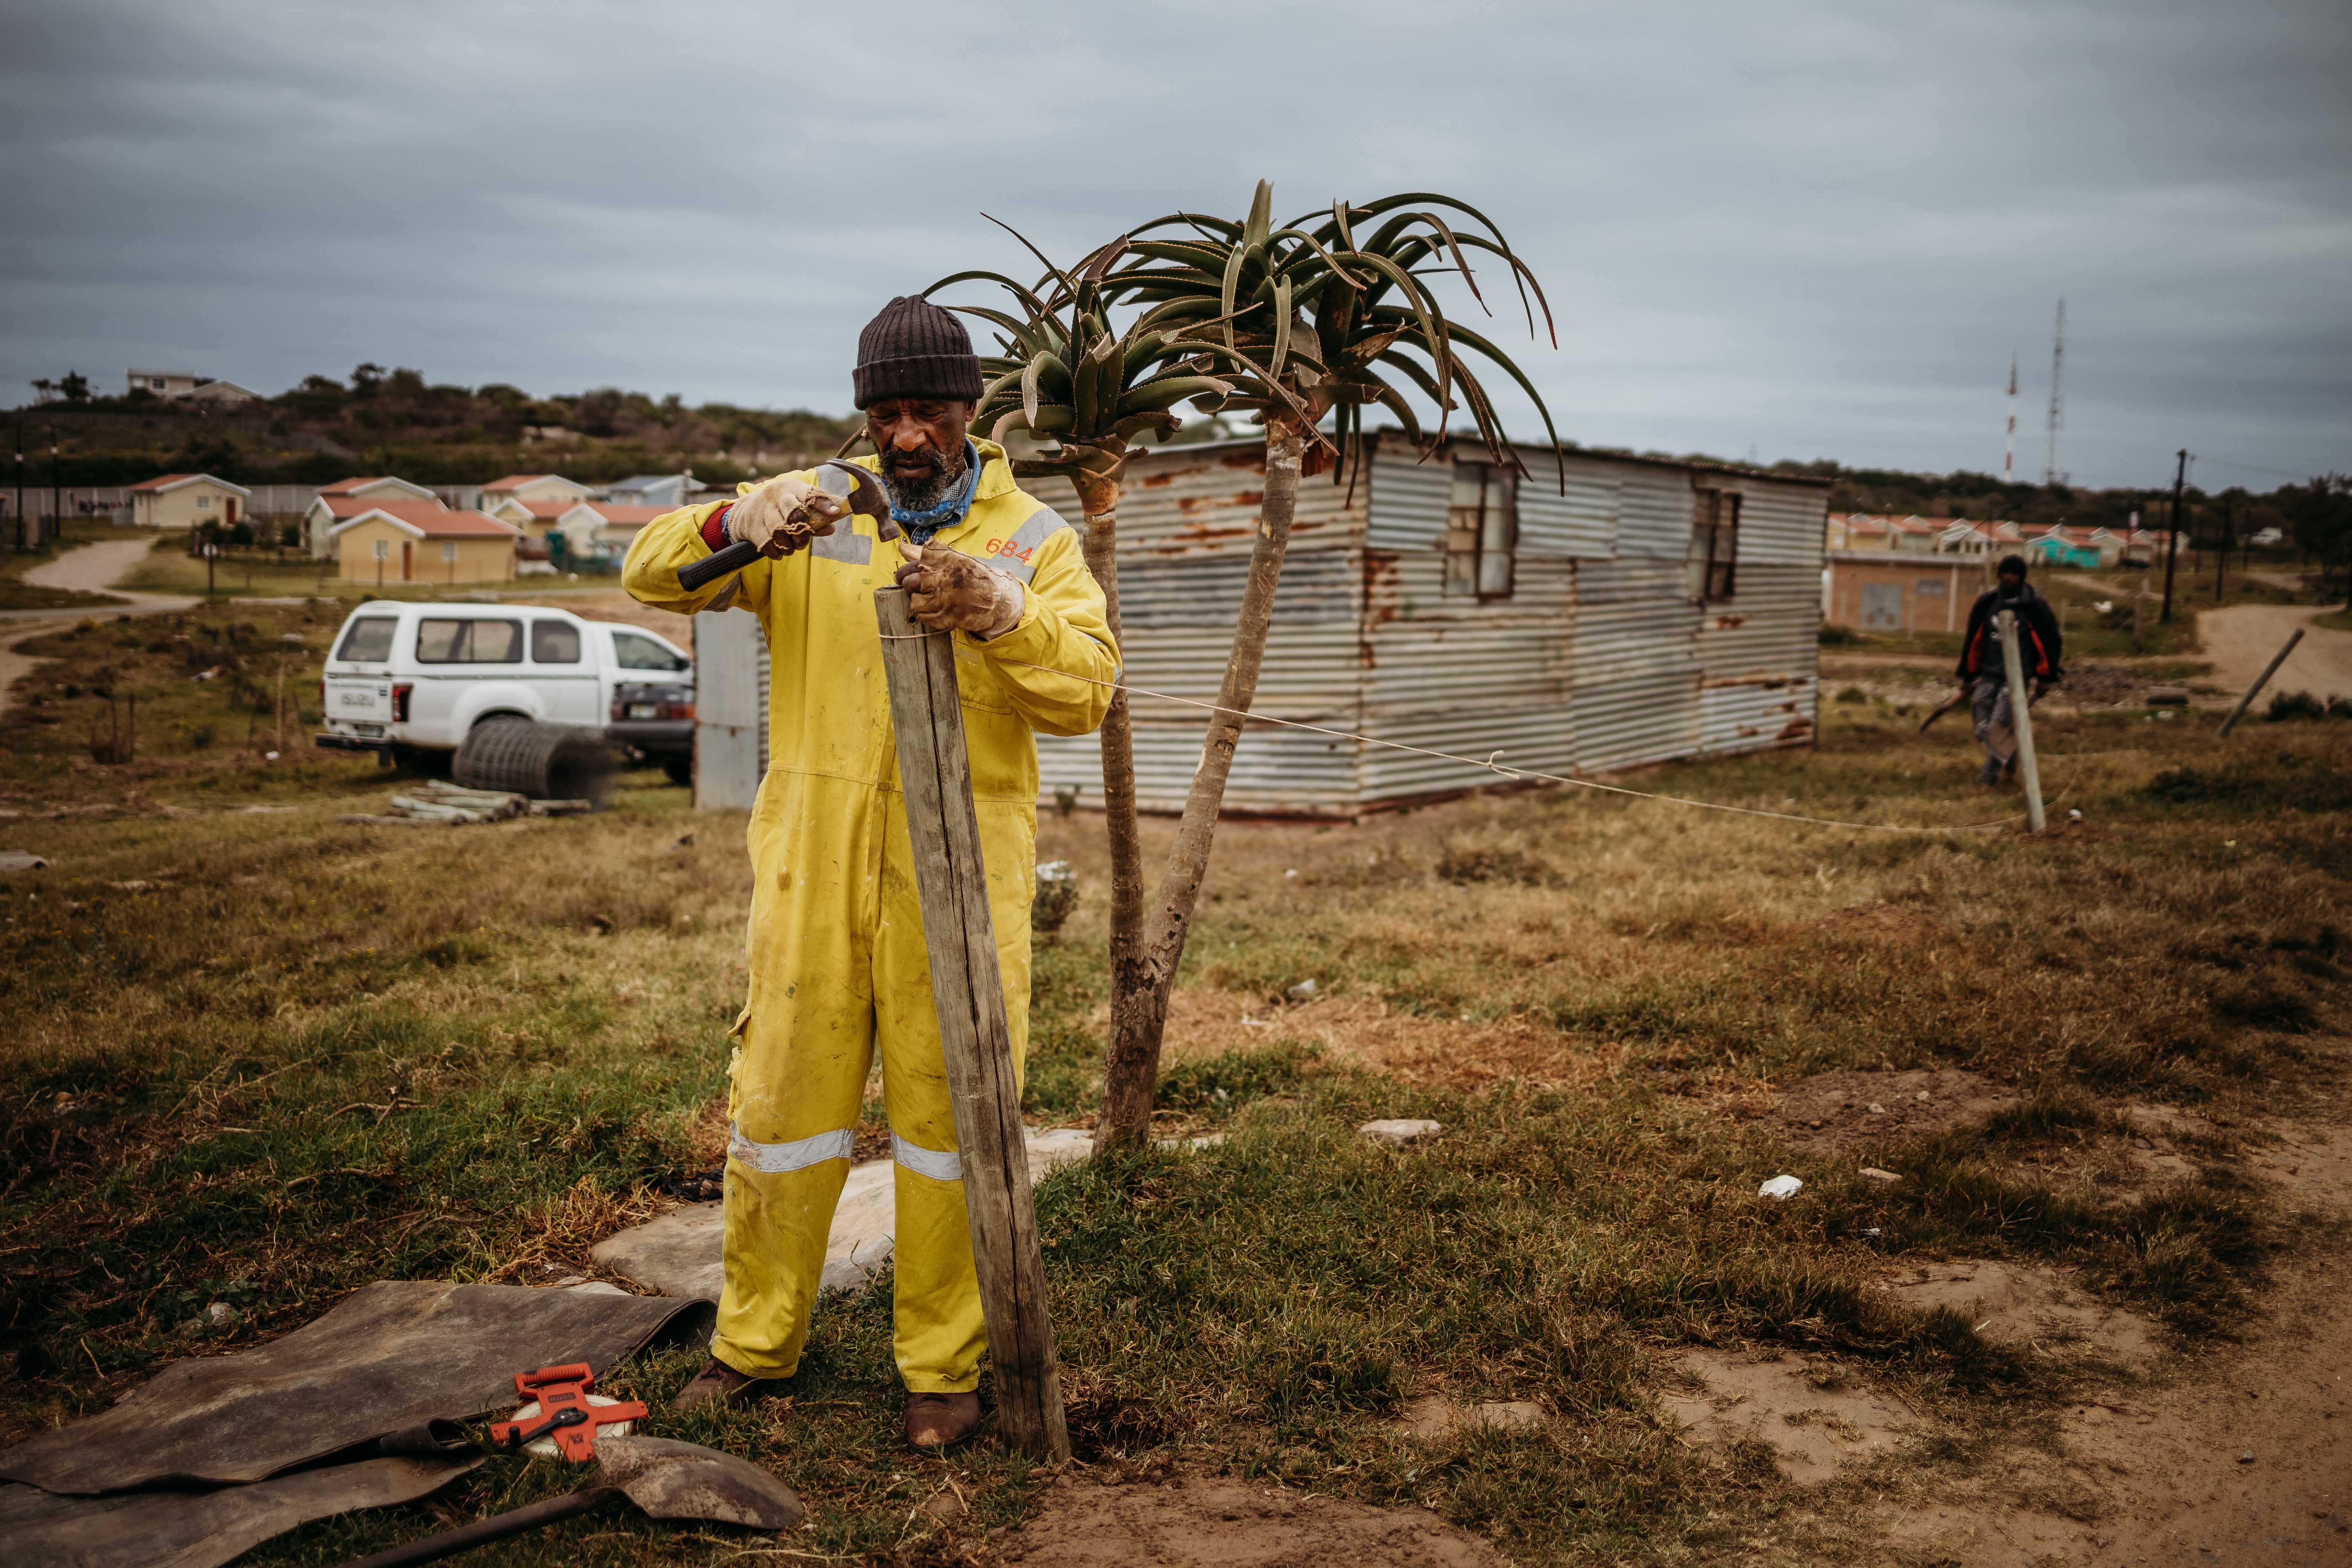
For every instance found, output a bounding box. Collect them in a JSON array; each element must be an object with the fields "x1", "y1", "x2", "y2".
[{"x1": 1956, "y1": 554, "x2": 2062, "y2": 785}]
